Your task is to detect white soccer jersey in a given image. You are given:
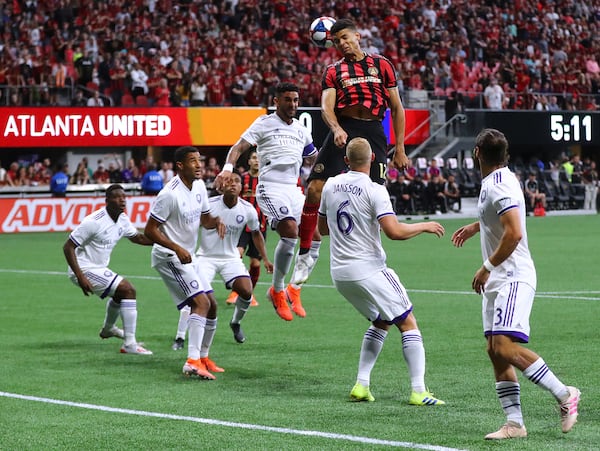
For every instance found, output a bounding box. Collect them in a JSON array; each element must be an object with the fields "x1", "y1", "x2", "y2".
[
  {"x1": 319, "y1": 170, "x2": 396, "y2": 281},
  {"x1": 478, "y1": 167, "x2": 537, "y2": 291},
  {"x1": 196, "y1": 195, "x2": 259, "y2": 259},
  {"x1": 241, "y1": 113, "x2": 316, "y2": 185},
  {"x1": 149, "y1": 175, "x2": 210, "y2": 266},
  {"x1": 68, "y1": 207, "x2": 138, "y2": 271}
]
